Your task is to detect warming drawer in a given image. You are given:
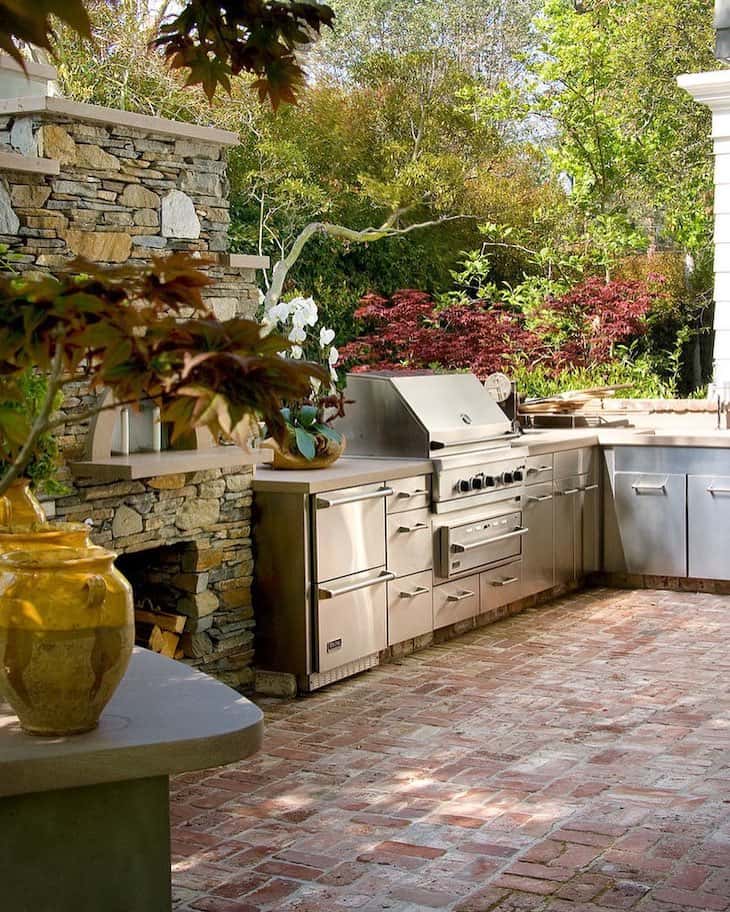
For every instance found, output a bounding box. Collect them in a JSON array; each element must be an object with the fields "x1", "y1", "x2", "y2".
[
  {"x1": 315, "y1": 567, "x2": 392, "y2": 673},
  {"x1": 314, "y1": 483, "x2": 390, "y2": 582},
  {"x1": 439, "y1": 510, "x2": 526, "y2": 578}
]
